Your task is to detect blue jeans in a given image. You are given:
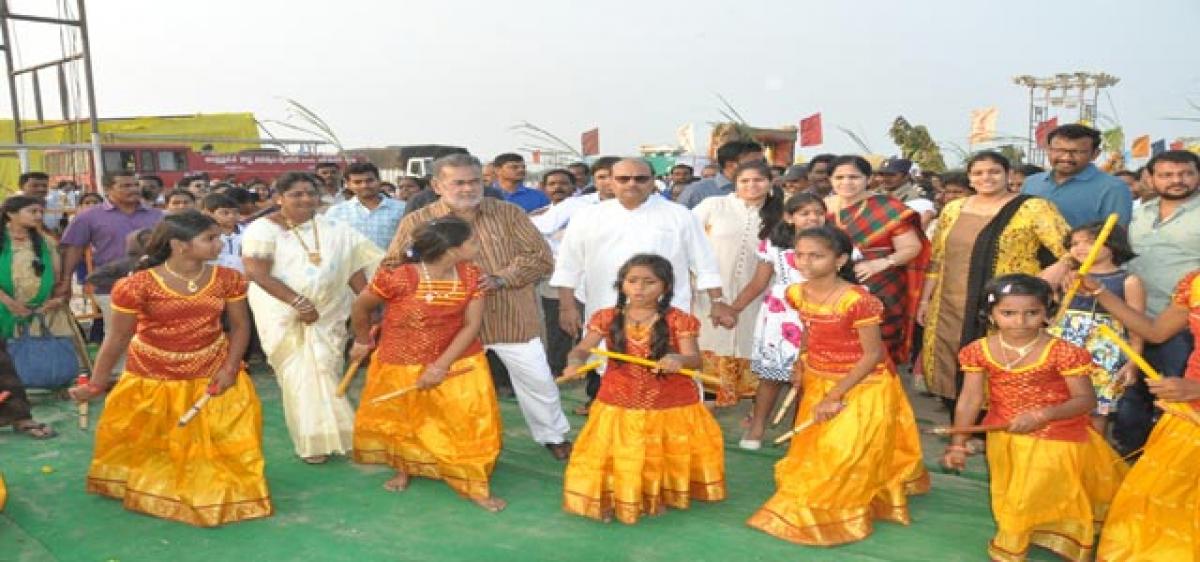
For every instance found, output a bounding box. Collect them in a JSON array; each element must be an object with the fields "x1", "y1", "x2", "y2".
[{"x1": 1112, "y1": 328, "x2": 1193, "y2": 455}]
